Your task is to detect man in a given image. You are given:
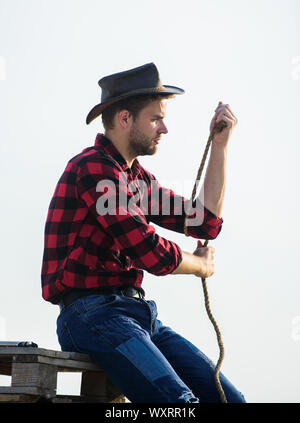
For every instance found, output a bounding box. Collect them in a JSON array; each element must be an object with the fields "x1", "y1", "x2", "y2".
[{"x1": 41, "y1": 63, "x2": 245, "y2": 403}]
